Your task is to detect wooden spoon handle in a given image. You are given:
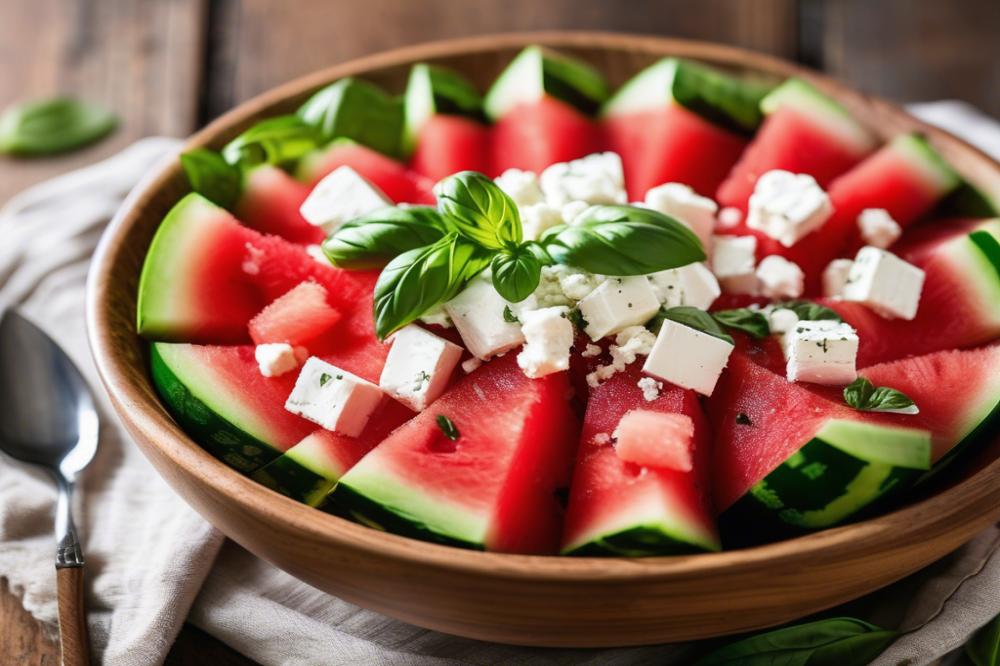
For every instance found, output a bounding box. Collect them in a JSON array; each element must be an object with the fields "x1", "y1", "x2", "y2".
[{"x1": 56, "y1": 566, "x2": 90, "y2": 666}]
